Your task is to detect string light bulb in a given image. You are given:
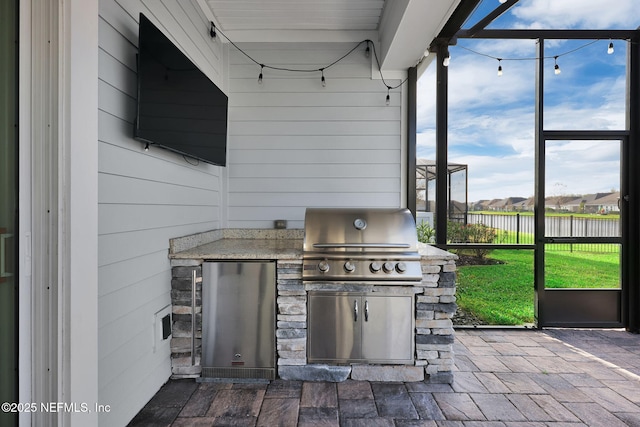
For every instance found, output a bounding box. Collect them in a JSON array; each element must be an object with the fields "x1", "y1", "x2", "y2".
[
  {"x1": 497, "y1": 58, "x2": 503, "y2": 76},
  {"x1": 443, "y1": 54, "x2": 450, "y2": 67},
  {"x1": 258, "y1": 64, "x2": 264, "y2": 84},
  {"x1": 385, "y1": 86, "x2": 391, "y2": 106},
  {"x1": 209, "y1": 22, "x2": 216, "y2": 39},
  {"x1": 144, "y1": 142, "x2": 149, "y2": 152},
  {"x1": 365, "y1": 43, "x2": 370, "y2": 58},
  {"x1": 499, "y1": 0, "x2": 507, "y2": 3},
  {"x1": 554, "y1": 56, "x2": 561, "y2": 75},
  {"x1": 320, "y1": 69, "x2": 326, "y2": 87},
  {"x1": 608, "y1": 41, "x2": 614, "y2": 54}
]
